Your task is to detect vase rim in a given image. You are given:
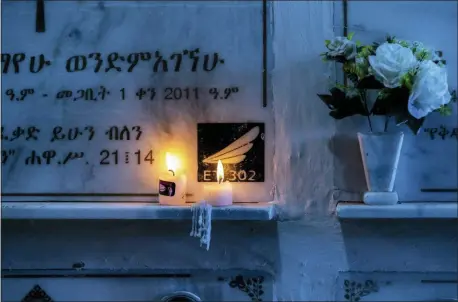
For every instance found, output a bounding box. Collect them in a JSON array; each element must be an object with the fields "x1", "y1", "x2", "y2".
[{"x1": 357, "y1": 131, "x2": 404, "y2": 136}]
